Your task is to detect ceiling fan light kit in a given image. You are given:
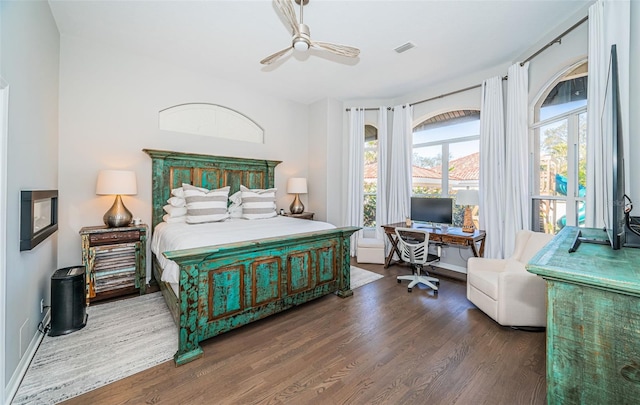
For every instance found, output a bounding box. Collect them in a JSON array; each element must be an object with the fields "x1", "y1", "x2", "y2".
[{"x1": 260, "y1": 0, "x2": 360, "y2": 65}]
